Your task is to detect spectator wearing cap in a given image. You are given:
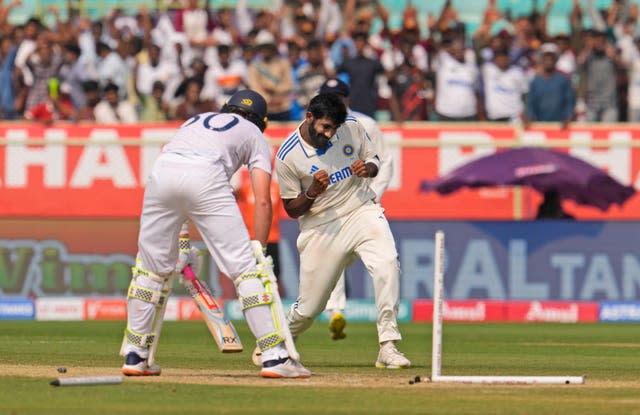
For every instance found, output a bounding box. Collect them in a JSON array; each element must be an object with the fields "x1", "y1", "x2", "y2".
[
  {"x1": 94, "y1": 82, "x2": 138, "y2": 123},
  {"x1": 526, "y1": 43, "x2": 575, "y2": 129},
  {"x1": 336, "y1": 32, "x2": 385, "y2": 118},
  {"x1": 577, "y1": 29, "x2": 618, "y2": 122},
  {"x1": 318, "y1": 77, "x2": 394, "y2": 335},
  {"x1": 247, "y1": 30, "x2": 293, "y2": 121}
]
